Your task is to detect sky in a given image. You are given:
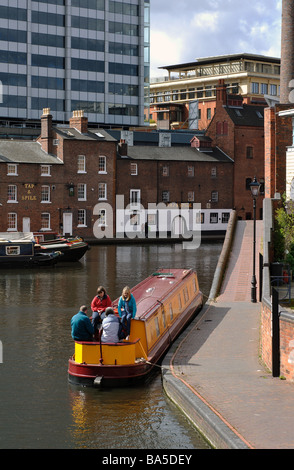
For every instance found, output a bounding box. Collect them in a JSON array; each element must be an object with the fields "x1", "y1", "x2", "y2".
[{"x1": 150, "y1": 0, "x2": 282, "y2": 77}]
